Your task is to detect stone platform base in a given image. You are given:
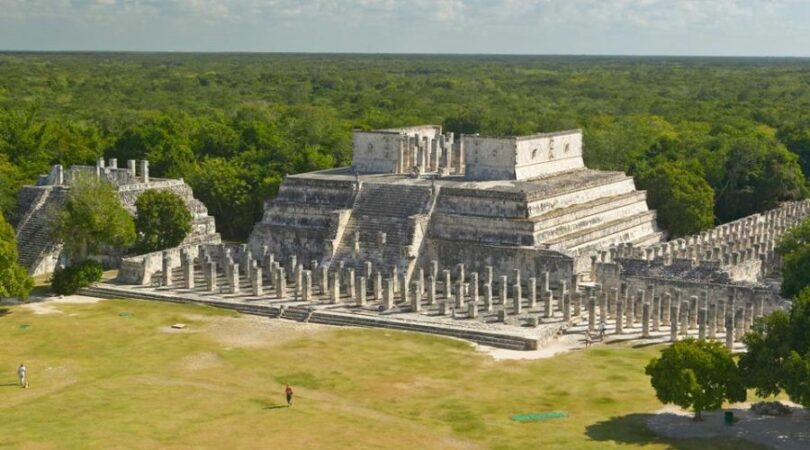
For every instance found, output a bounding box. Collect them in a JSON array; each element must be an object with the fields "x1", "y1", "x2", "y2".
[{"x1": 81, "y1": 282, "x2": 570, "y2": 351}]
